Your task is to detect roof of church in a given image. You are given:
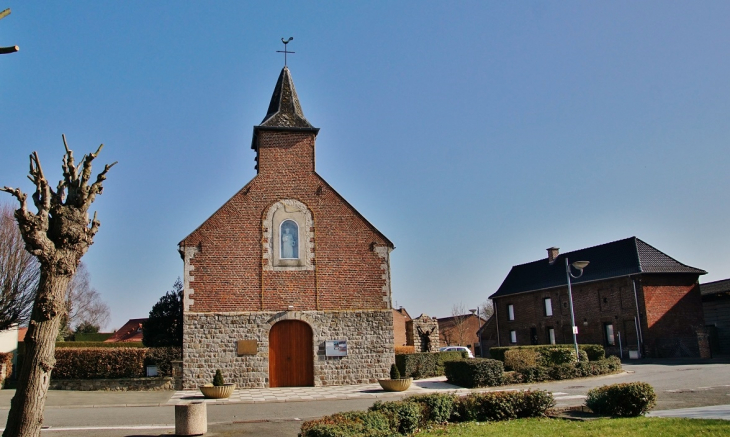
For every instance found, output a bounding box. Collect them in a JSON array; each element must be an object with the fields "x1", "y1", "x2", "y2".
[
  {"x1": 259, "y1": 66, "x2": 314, "y2": 129},
  {"x1": 490, "y1": 237, "x2": 706, "y2": 299}
]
